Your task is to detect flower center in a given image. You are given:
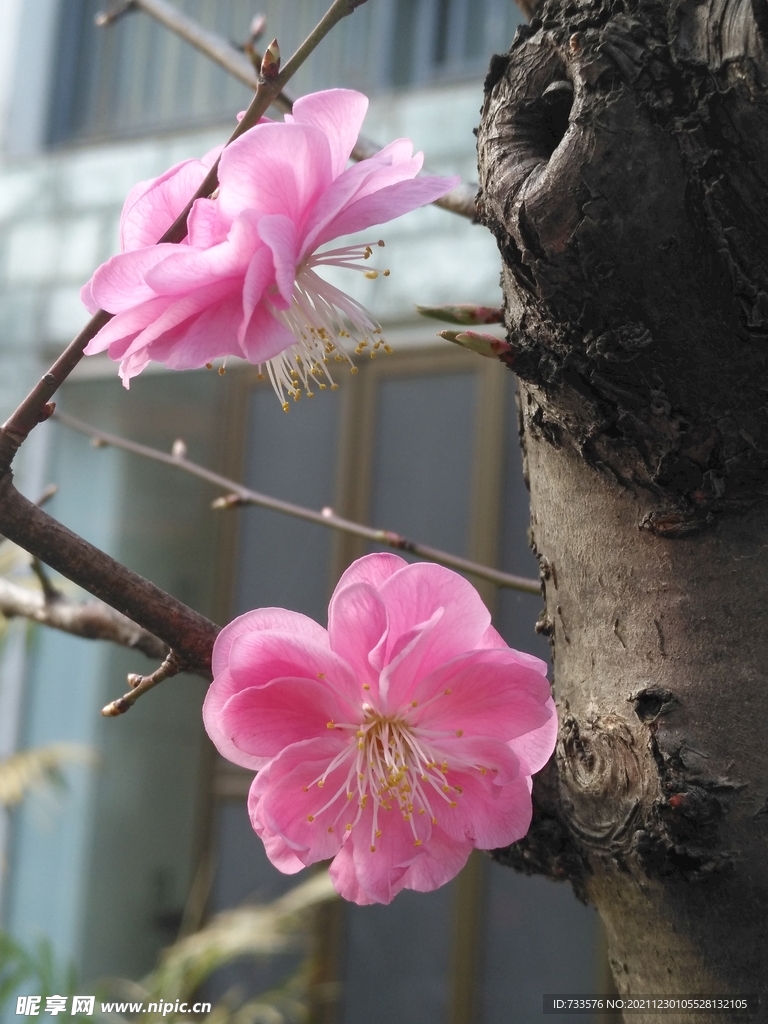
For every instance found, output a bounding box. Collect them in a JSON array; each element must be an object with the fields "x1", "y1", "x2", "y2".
[
  {"x1": 260, "y1": 241, "x2": 392, "y2": 411},
  {"x1": 307, "y1": 707, "x2": 466, "y2": 854}
]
